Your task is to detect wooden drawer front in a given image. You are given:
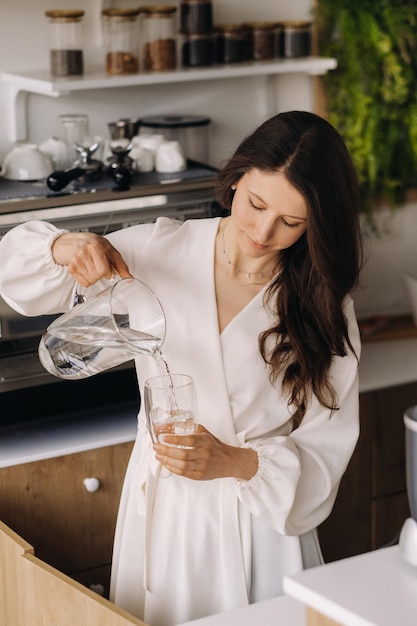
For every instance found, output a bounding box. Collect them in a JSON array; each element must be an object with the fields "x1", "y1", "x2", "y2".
[
  {"x1": 0, "y1": 441, "x2": 133, "y2": 574},
  {"x1": 318, "y1": 394, "x2": 373, "y2": 563},
  {"x1": 370, "y1": 383, "x2": 417, "y2": 497},
  {"x1": 371, "y1": 492, "x2": 410, "y2": 550}
]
